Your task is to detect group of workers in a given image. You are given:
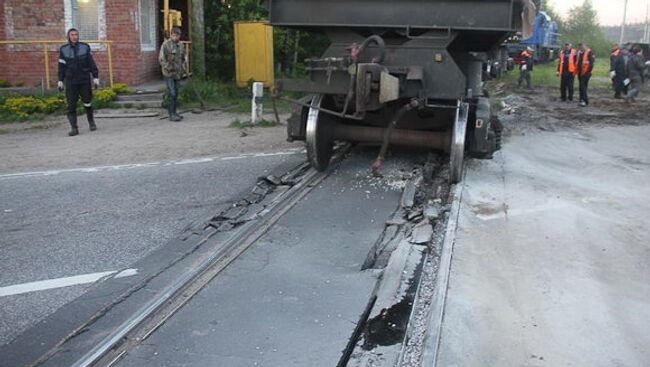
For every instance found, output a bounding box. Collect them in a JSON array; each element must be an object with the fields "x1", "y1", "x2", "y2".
[
  {"x1": 57, "y1": 27, "x2": 185, "y2": 136},
  {"x1": 556, "y1": 42, "x2": 595, "y2": 106},
  {"x1": 519, "y1": 42, "x2": 648, "y2": 107},
  {"x1": 609, "y1": 43, "x2": 648, "y2": 102}
]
